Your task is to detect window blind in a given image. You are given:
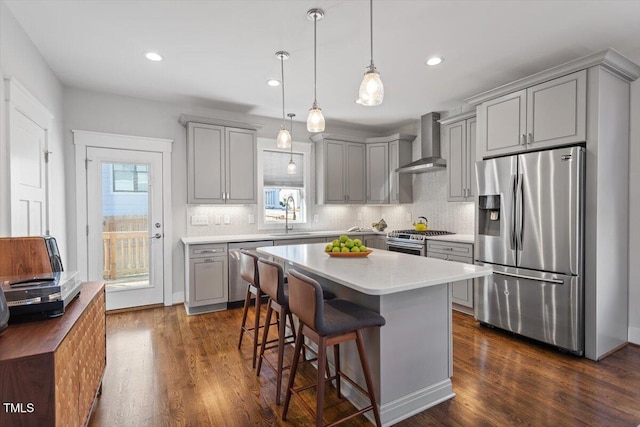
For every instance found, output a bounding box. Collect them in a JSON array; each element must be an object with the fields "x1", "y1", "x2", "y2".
[{"x1": 263, "y1": 150, "x2": 304, "y2": 187}]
